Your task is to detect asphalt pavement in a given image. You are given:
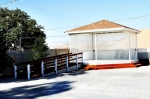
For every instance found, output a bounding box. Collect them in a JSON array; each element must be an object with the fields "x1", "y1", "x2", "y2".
[{"x1": 0, "y1": 66, "x2": 150, "y2": 99}]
